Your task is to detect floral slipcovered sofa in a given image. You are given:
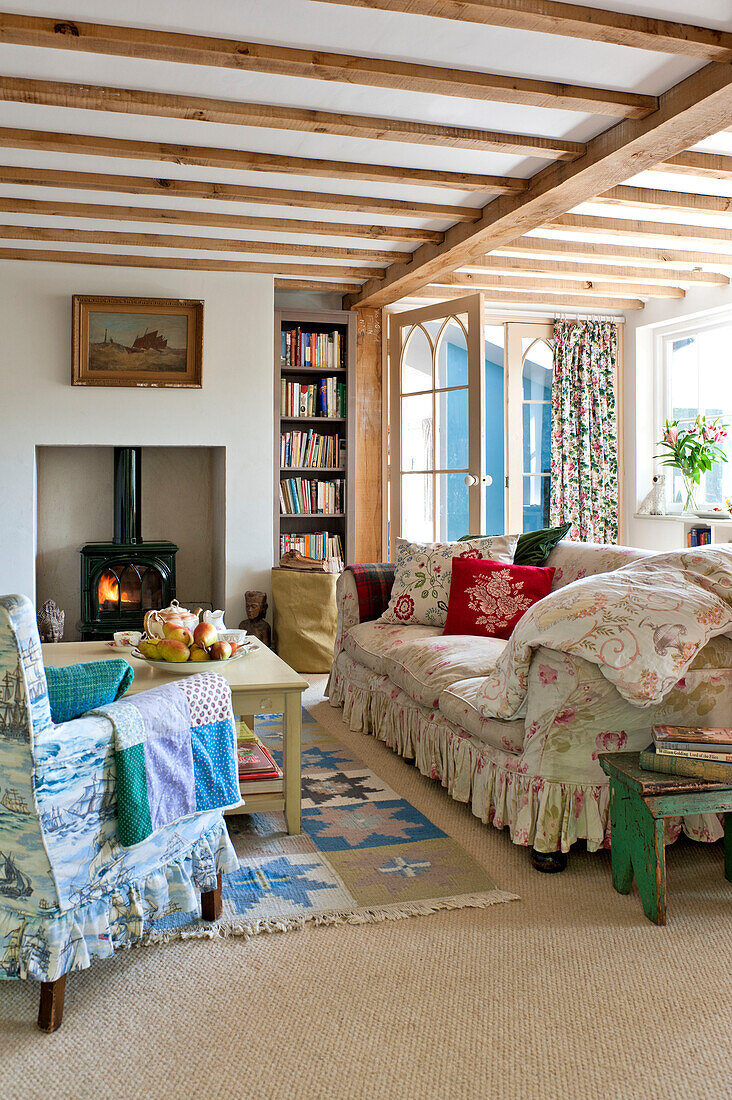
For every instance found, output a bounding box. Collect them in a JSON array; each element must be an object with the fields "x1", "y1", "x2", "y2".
[{"x1": 328, "y1": 541, "x2": 732, "y2": 865}]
